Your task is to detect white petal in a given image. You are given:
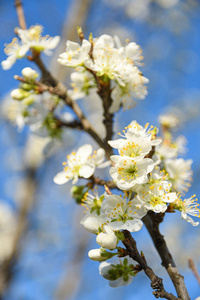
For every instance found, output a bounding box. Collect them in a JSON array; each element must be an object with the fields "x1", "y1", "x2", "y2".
[
  {"x1": 53, "y1": 171, "x2": 70, "y2": 185},
  {"x1": 77, "y1": 144, "x2": 93, "y2": 162},
  {"x1": 18, "y1": 44, "x2": 30, "y2": 57},
  {"x1": 108, "y1": 139, "x2": 125, "y2": 149},
  {"x1": 93, "y1": 148, "x2": 105, "y2": 165},
  {"x1": 80, "y1": 215, "x2": 101, "y2": 233},
  {"x1": 79, "y1": 164, "x2": 95, "y2": 178},
  {"x1": 1, "y1": 55, "x2": 16, "y2": 70},
  {"x1": 46, "y1": 36, "x2": 60, "y2": 49}
]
